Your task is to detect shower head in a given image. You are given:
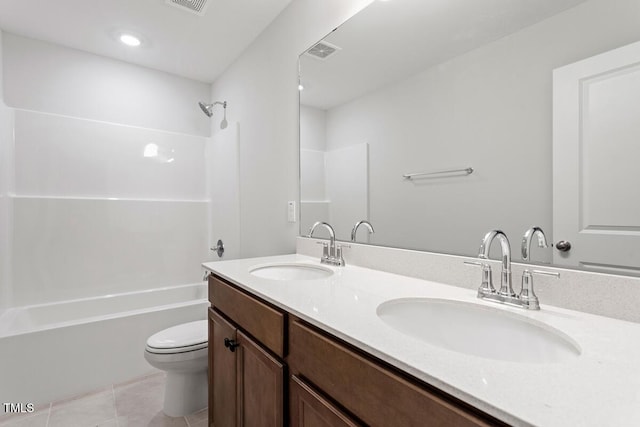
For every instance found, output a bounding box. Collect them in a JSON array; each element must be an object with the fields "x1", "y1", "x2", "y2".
[
  {"x1": 198, "y1": 101, "x2": 213, "y2": 117},
  {"x1": 220, "y1": 103, "x2": 228, "y2": 129},
  {"x1": 198, "y1": 100, "x2": 228, "y2": 129}
]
